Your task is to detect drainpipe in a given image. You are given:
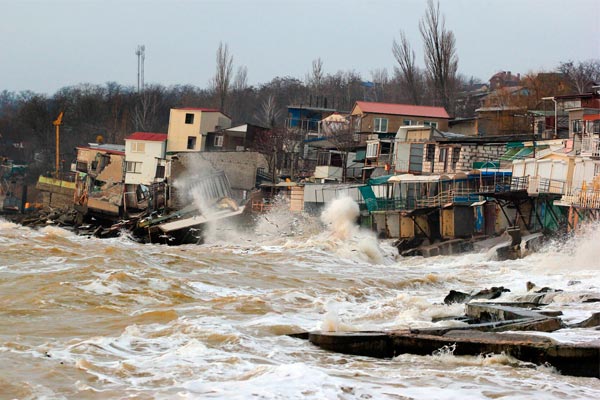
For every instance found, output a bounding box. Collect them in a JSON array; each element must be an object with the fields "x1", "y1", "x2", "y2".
[{"x1": 542, "y1": 96, "x2": 558, "y2": 137}]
